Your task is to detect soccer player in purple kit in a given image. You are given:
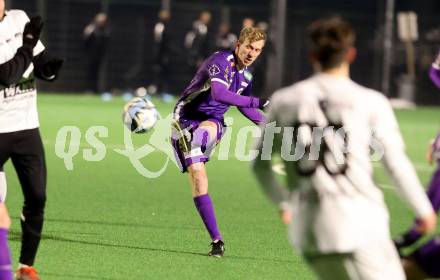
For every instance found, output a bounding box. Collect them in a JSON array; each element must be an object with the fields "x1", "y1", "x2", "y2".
[
  {"x1": 395, "y1": 133, "x2": 440, "y2": 279},
  {"x1": 0, "y1": 202, "x2": 12, "y2": 280},
  {"x1": 171, "y1": 27, "x2": 268, "y2": 257},
  {"x1": 429, "y1": 50, "x2": 440, "y2": 89}
]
